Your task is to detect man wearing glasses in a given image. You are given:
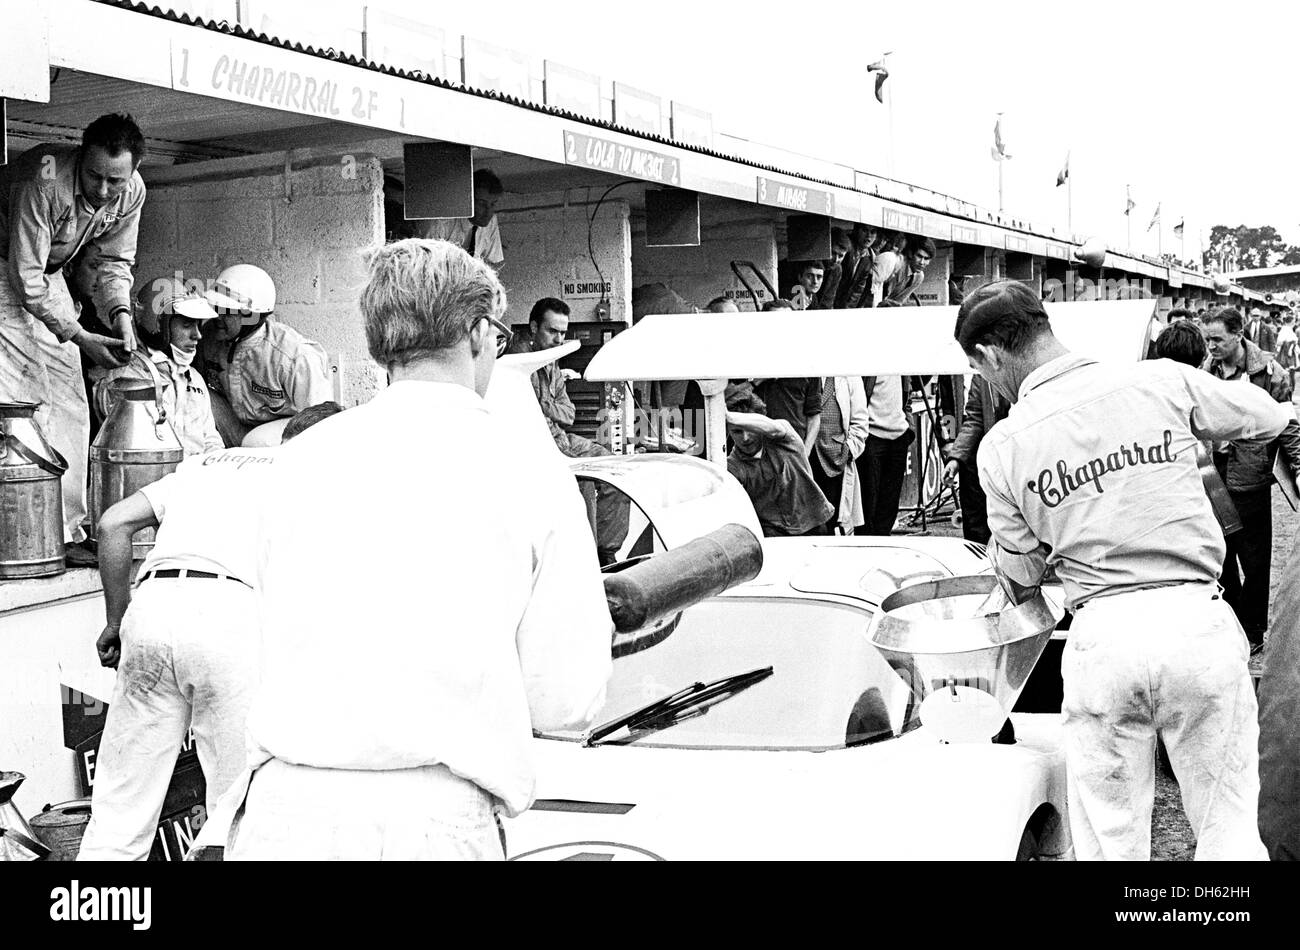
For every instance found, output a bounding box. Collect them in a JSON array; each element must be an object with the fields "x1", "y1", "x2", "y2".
[
  {"x1": 519, "y1": 297, "x2": 630, "y2": 566},
  {"x1": 220, "y1": 239, "x2": 613, "y2": 861}
]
